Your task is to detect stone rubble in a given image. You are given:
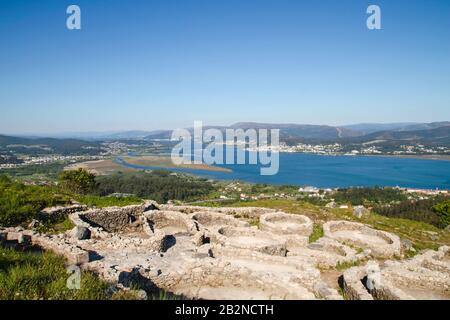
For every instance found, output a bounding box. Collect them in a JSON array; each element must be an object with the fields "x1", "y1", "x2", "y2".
[{"x1": 342, "y1": 246, "x2": 450, "y2": 300}]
